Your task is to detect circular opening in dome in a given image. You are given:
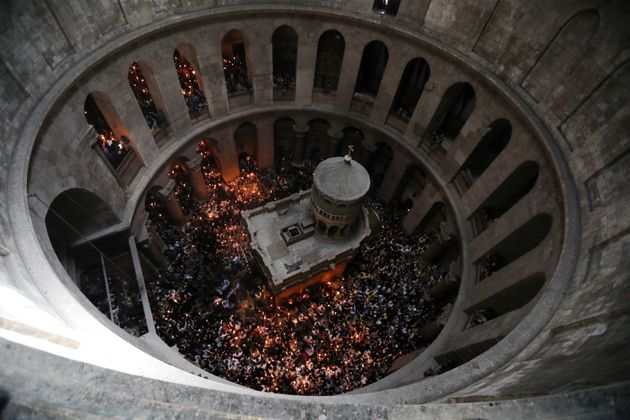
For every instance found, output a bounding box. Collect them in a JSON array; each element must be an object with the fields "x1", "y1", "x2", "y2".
[{"x1": 136, "y1": 152, "x2": 457, "y2": 395}]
